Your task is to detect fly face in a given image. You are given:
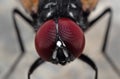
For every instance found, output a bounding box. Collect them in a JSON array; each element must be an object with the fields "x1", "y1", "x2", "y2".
[
  {"x1": 34, "y1": 0, "x2": 86, "y2": 65},
  {"x1": 35, "y1": 18, "x2": 85, "y2": 65},
  {"x1": 21, "y1": 0, "x2": 87, "y2": 65}
]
